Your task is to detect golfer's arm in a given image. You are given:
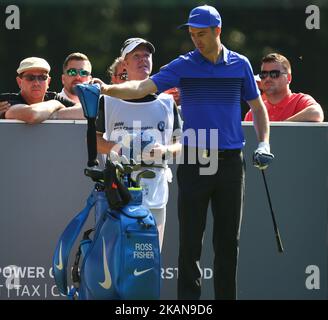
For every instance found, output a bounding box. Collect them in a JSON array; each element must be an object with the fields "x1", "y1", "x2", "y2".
[
  {"x1": 247, "y1": 97, "x2": 270, "y2": 143},
  {"x1": 101, "y1": 78, "x2": 157, "y2": 100}
]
